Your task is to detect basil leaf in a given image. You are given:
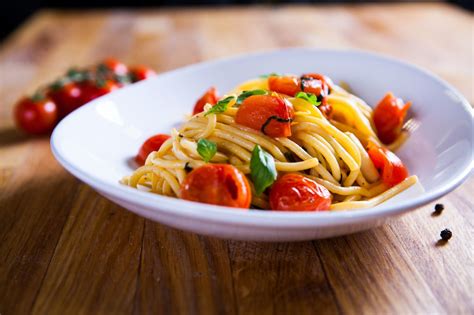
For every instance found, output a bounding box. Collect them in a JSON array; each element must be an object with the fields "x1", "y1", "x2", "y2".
[
  {"x1": 204, "y1": 96, "x2": 235, "y2": 116},
  {"x1": 259, "y1": 72, "x2": 282, "y2": 78},
  {"x1": 295, "y1": 91, "x2": 321, "y2": 107},
  {"x1": 197, "y1": 139, "x2": 217, "y2": 162},
  {"x1": 250, "y1": 145, "x2": 277, "y2": 195},
  {"x1": 235, "y1": 89, "x2": 267, "y2": 107}
]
